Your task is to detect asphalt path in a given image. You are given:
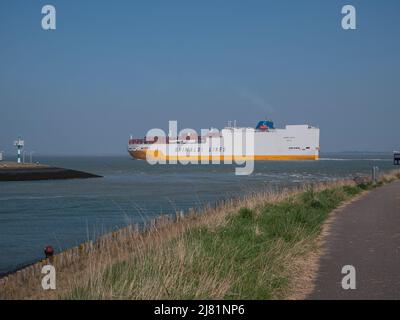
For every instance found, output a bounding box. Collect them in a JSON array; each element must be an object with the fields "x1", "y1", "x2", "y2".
[{"x1": 309, "y1": 181, "x2": 400, "y2": 299}]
